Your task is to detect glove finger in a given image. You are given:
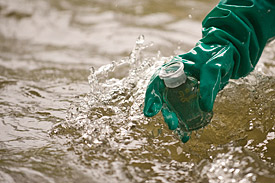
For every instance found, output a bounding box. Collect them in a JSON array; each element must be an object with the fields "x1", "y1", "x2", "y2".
[
  {"x1": 161, "y1": 104, "x2": 178, "y2": 130},
  {"x1": 162, "y1": 104, "x2": 190, "y2": 143},
  {"x1": 143, "y1": 70, "x2": 165, "y2": 117}
]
